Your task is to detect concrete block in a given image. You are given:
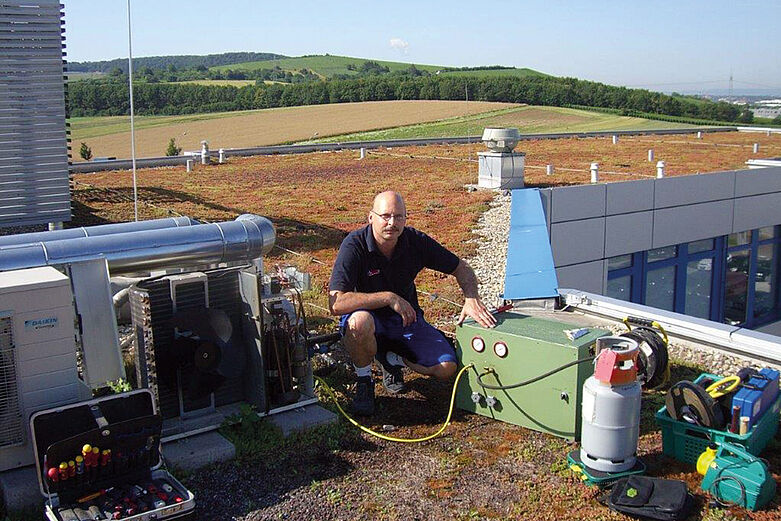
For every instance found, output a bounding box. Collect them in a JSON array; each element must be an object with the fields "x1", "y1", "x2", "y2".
[
  {"x1": 733, "y1": 192, "x2": 781, "y2": 232},
  {"x1": 653, "y1": 171, "x2": 735, "y2": 208},
  {"x1": 556, "y1": 260, "x2": 606, "y2": 294},
  {"x1": 162, "y1": 431, "x2": 236, "y2": 473},
  {"x1": 550, "y1": 184, "x2": 606, "y2": 222},
  {"x1": 0, "y1": 465, "x2": 40, "y2": 514},
  {"x1": 604, "y1": 211, "x2": 653, "y2": 257},
  {"x1": 734, "y1": 166, "x2": 781, "y2": 197},
  {"x1": 551, "y1": 218, "x2": 606, "y2": 266},
  {"x1": 478, "y1": 152, "x2": 525, "y2": 189},
  {"x1": 606, "y1": 179, "x2": 654, "y2": 215},
  {"x1": 652, "y1": 200, "x2": 734, "y2": 248},
  {"x1": 269, "y1": 404, "x2": 338, "y2": 436}
]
